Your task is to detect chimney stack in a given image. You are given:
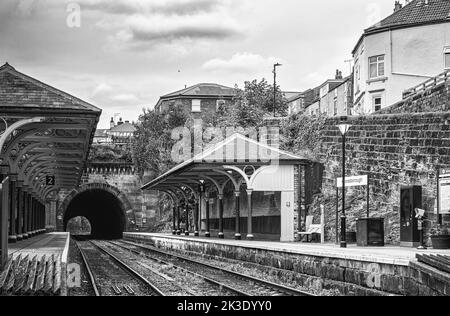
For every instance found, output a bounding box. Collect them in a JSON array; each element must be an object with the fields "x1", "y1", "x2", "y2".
[
  {"x1": 335, "y1": 69, "x2": 343, "y2": 80},
  {"x1": 394, "y1": 1, "x2": 403, "y2": 12}
]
